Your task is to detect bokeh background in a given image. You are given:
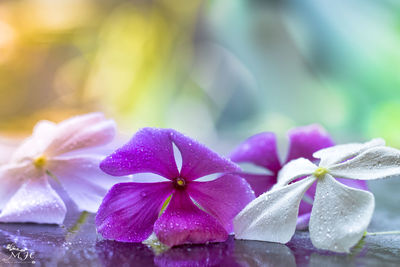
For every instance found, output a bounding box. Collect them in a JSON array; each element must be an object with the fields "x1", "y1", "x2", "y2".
[{"x1": 1, "y1": 0, "x2": 400, "y2": 152}]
